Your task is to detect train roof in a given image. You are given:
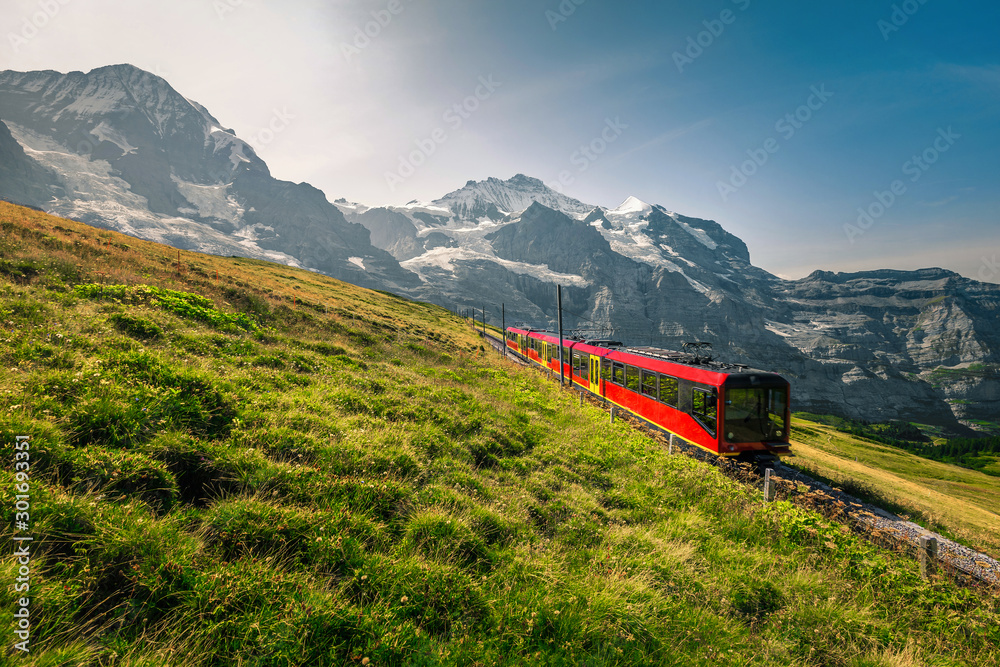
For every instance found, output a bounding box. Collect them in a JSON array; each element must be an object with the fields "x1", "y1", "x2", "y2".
[{"x1": 507, "y1": 327, "x2": 788, "y2": 385}]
